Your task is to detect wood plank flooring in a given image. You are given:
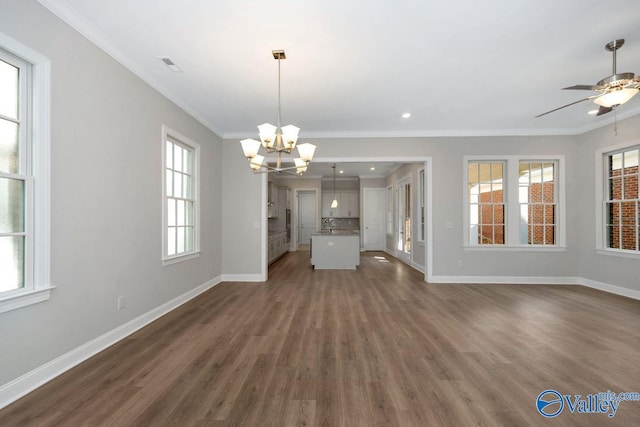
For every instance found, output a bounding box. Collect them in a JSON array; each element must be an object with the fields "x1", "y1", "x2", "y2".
[{"x1": 2, "y1": 251, "x2": 640, "y2": 426}]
